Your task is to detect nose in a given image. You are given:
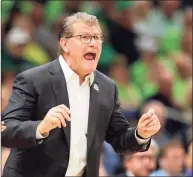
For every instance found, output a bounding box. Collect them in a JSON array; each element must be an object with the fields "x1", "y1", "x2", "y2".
[{"x1": 88, "y1": 37, "x2": 98, "y2": 47}]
